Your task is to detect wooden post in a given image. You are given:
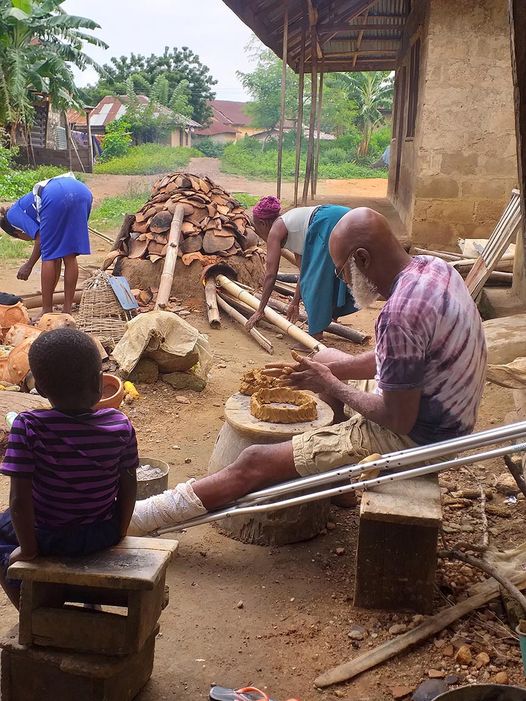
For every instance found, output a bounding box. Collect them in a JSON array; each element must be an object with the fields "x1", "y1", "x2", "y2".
[
  {"x1": 204, "y1": 278, "x2": 221, "y2": 329},
  {"x1": 293, "y1": 24, "x2": 306, "y2": 207},
  {"x1": 302, "y1": 22, "x2": 318, "y2": 204},
  {"x1": 312, "y1": 67, "x2": 324, "y2": 198},
  {"x1": 276, "y1": 1, "x2": 289, "y2": 201},
  {"x1": 509, "y1": 0, "x2": 526, "y2": 300},
  {"x1": 86, "y1": 108, "x2": 94, "y2": 173},
  {"x1": 155, "y1": 204, "x2": 185, "y2": 309},
  {"x1": 64, "y1": 112, "x2": 73, "y2": 171}
]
